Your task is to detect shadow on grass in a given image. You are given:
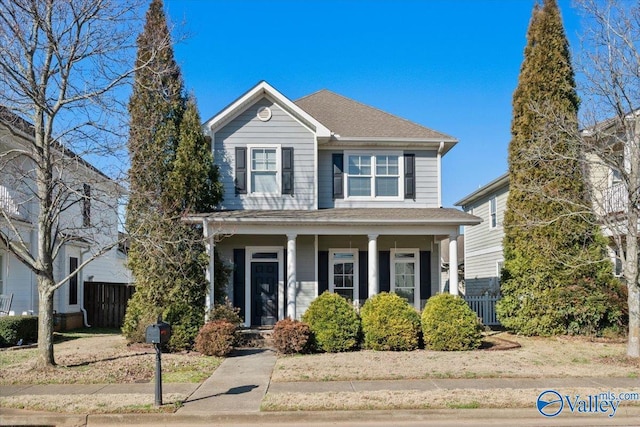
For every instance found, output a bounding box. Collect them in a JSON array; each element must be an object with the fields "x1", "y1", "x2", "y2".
[{"x1": 53, "y1": 327, "x2": 121, "y2": 344}]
